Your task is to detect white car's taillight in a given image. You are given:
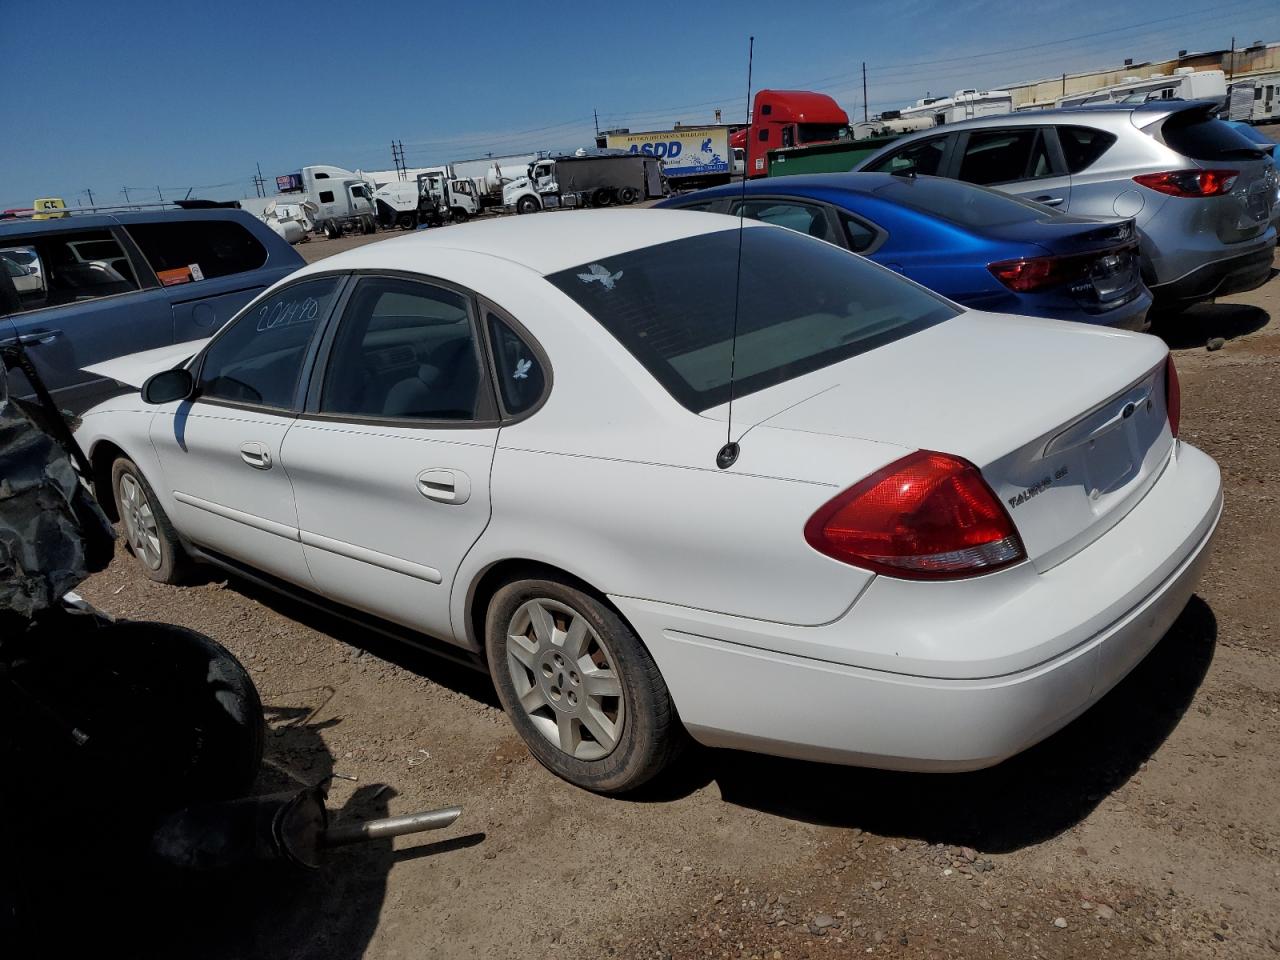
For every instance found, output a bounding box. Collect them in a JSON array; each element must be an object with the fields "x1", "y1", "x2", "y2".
[{"x1": 804, "y1": 451, "x2": 1026, "y2": 580}]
